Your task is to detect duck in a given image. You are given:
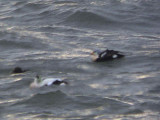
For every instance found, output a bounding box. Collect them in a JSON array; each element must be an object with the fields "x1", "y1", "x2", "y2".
[
  {"x1": 90, "y1": 49, "x2": 124, "y2": 62},
  {"x1": 30, "y1": 75, "x2": 68, "y2": 88},
  {"x1": 12, "y1": 67, "x2": 28, "y2": 74}
]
